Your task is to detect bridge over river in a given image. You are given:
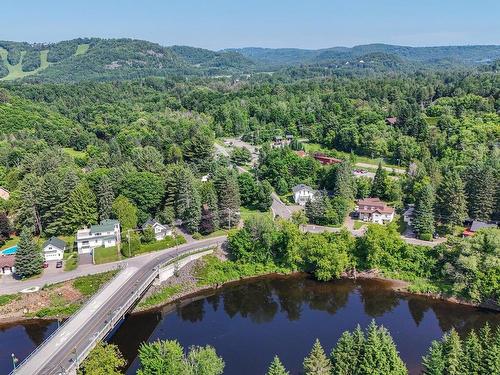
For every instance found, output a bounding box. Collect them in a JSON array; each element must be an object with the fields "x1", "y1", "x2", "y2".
[{"x1": 12, "y1": 237, "x2": 226, "y2": 375}]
